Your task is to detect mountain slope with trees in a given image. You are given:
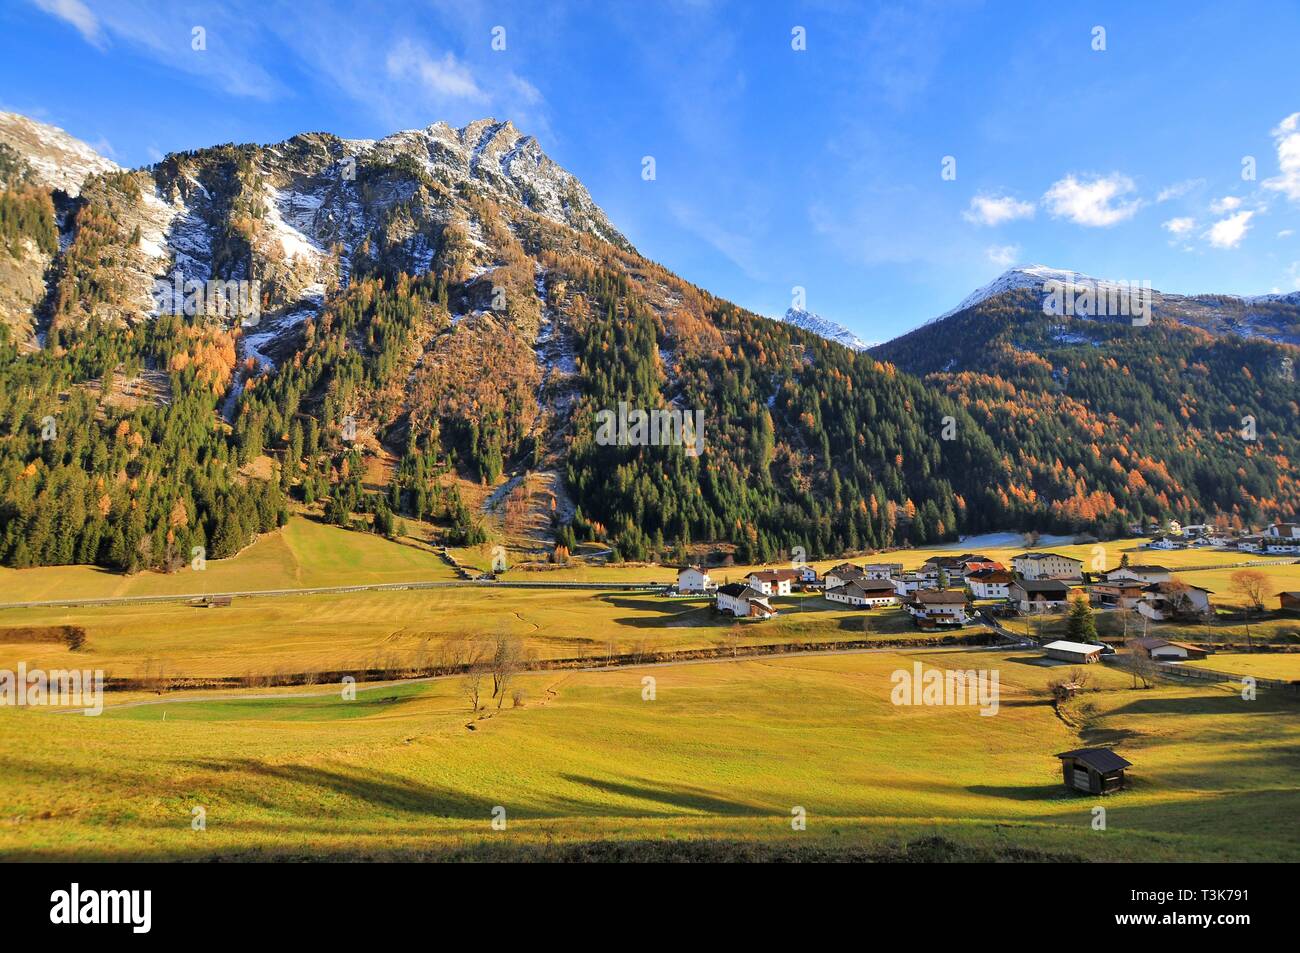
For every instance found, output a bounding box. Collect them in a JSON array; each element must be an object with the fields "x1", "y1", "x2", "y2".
[{"x1": 0, "y1": 114, "x2": 1296, "y2": 572}]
